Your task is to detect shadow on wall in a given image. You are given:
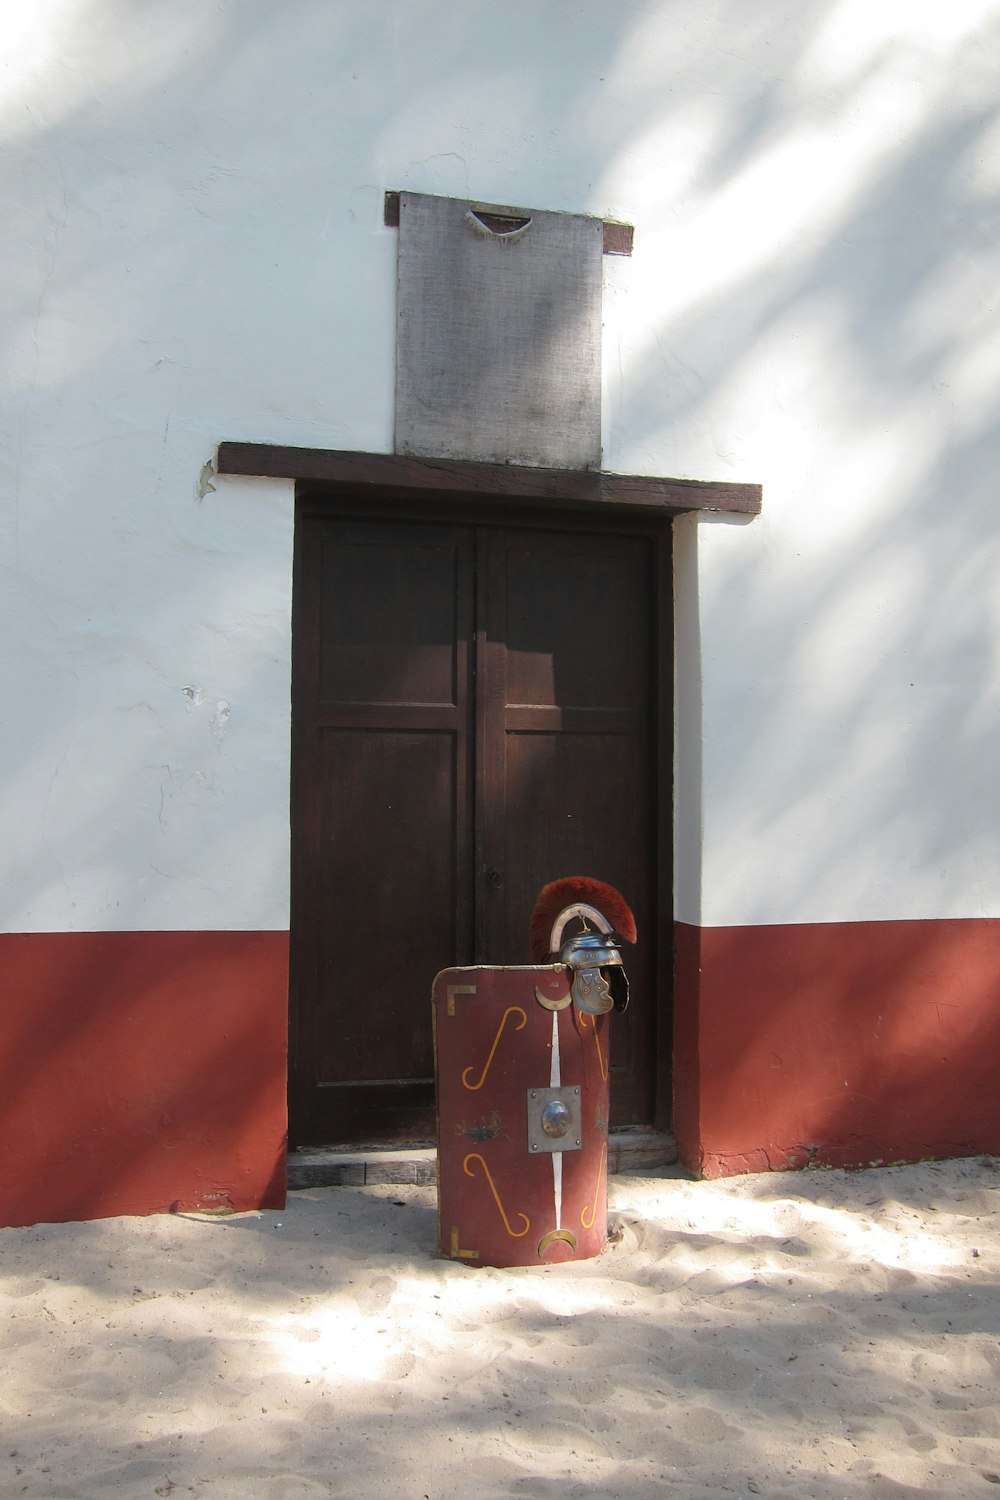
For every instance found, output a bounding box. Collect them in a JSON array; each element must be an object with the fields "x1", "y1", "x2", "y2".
[
  {"x1": 4, "y1": 5, "x2": 997, "y2": 927},
  {"x1": 646, "y1": 12, "x2": 1000, "y2": 1172},
  {"x1": 645, "y1": 13, "x2": 1000, "y2": 927}
]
